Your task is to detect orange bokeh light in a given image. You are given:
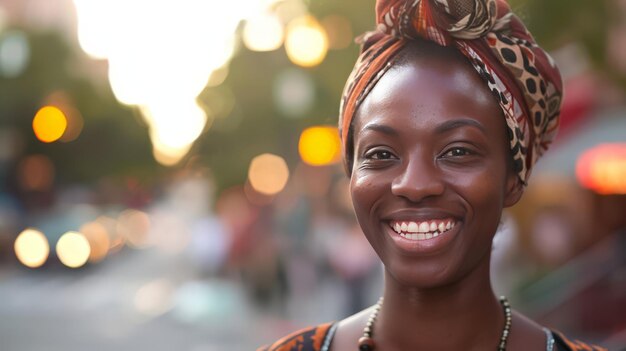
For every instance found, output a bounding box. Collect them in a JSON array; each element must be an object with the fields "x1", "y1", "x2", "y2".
[
  {"x1": 576, "y1": 143, "x2": 626, "y2": 195},
  {"x1": 247, "y1": 153, "x2": 290, "y2": 195},
  {"x1": 298, "y1": 126, "x2": 341, "y2": 166},
  {"x1": 32, "y1": 106, "x2": 67, "y2": 143}
]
